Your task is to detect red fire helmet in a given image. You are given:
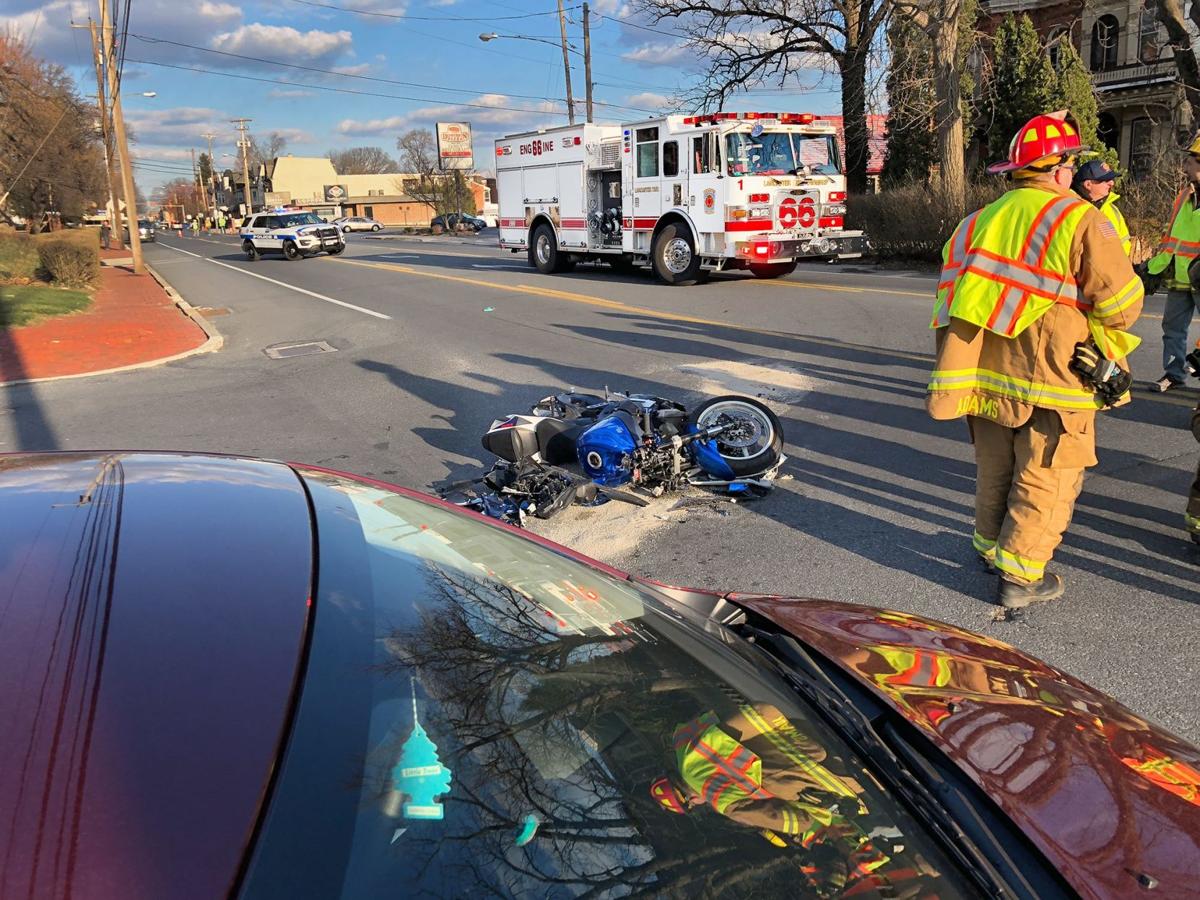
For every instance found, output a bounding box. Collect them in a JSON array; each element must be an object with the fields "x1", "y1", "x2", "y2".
[
  {"x1": 987, "y1": 110, "x2": 1088, "y2": 174},
  {"x1": 650, "y1": 777, "x2": 688, "y2": 814}
]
